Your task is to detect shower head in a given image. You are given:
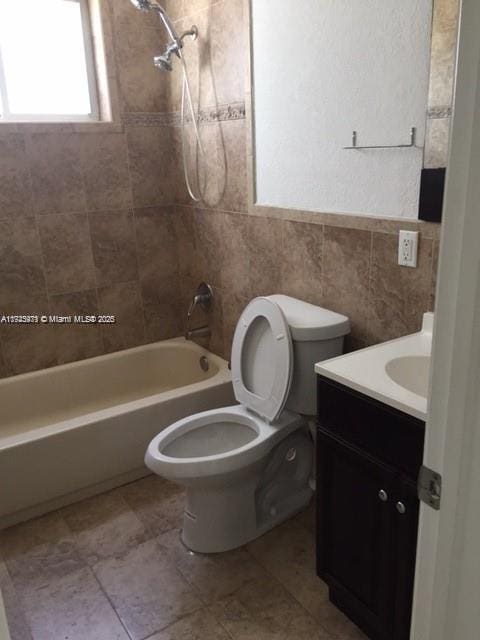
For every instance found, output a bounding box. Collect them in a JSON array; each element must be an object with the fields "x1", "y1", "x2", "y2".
[
  {"x1": 128, "y1": 0, "x2": 198, "y2": 72},
  {"x1": 129, "y1": 0, "x2": 154, "y2": 10},
  {"x1": 153, "y1": 40, "x2": 180, "y2": 72},
  {"x1": 154, "y1": 53, "x2": 173, "y2": 72}
]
